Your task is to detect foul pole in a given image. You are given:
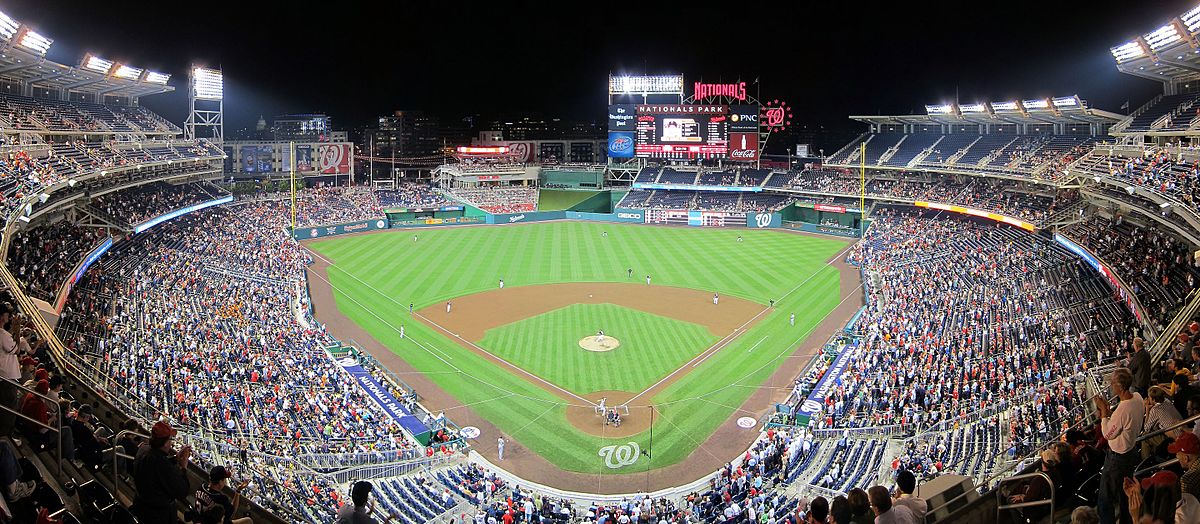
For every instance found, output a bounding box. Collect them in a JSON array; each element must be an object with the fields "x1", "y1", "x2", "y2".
[
  {"x1": 859, "y1": 142, "x2": 865, "y2": 237},
  {"x1": 290, "y1": 141, "x2": 296, "y2": 231}
]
